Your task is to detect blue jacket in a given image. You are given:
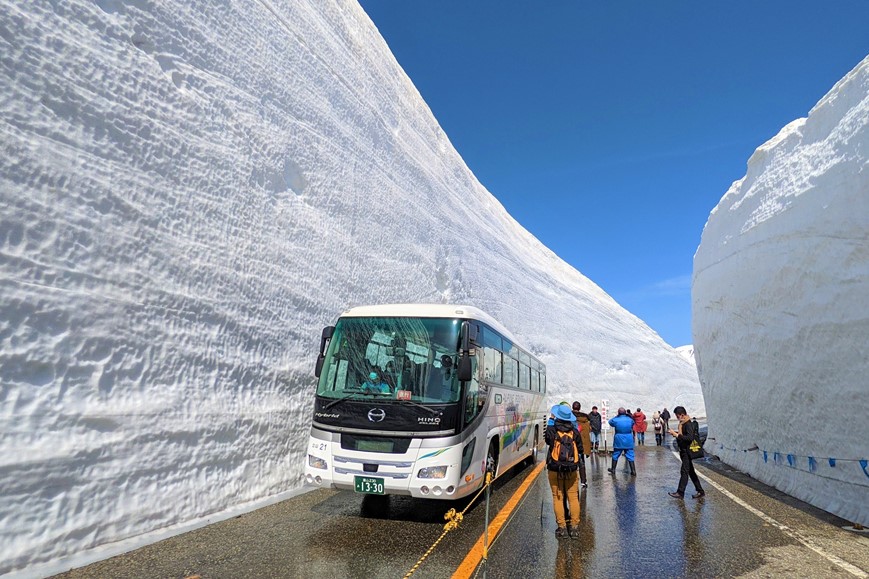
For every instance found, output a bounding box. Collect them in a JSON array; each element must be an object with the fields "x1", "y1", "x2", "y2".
[{"x1": 609, "y1": 414, "x2": 635, "y2": 450}]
